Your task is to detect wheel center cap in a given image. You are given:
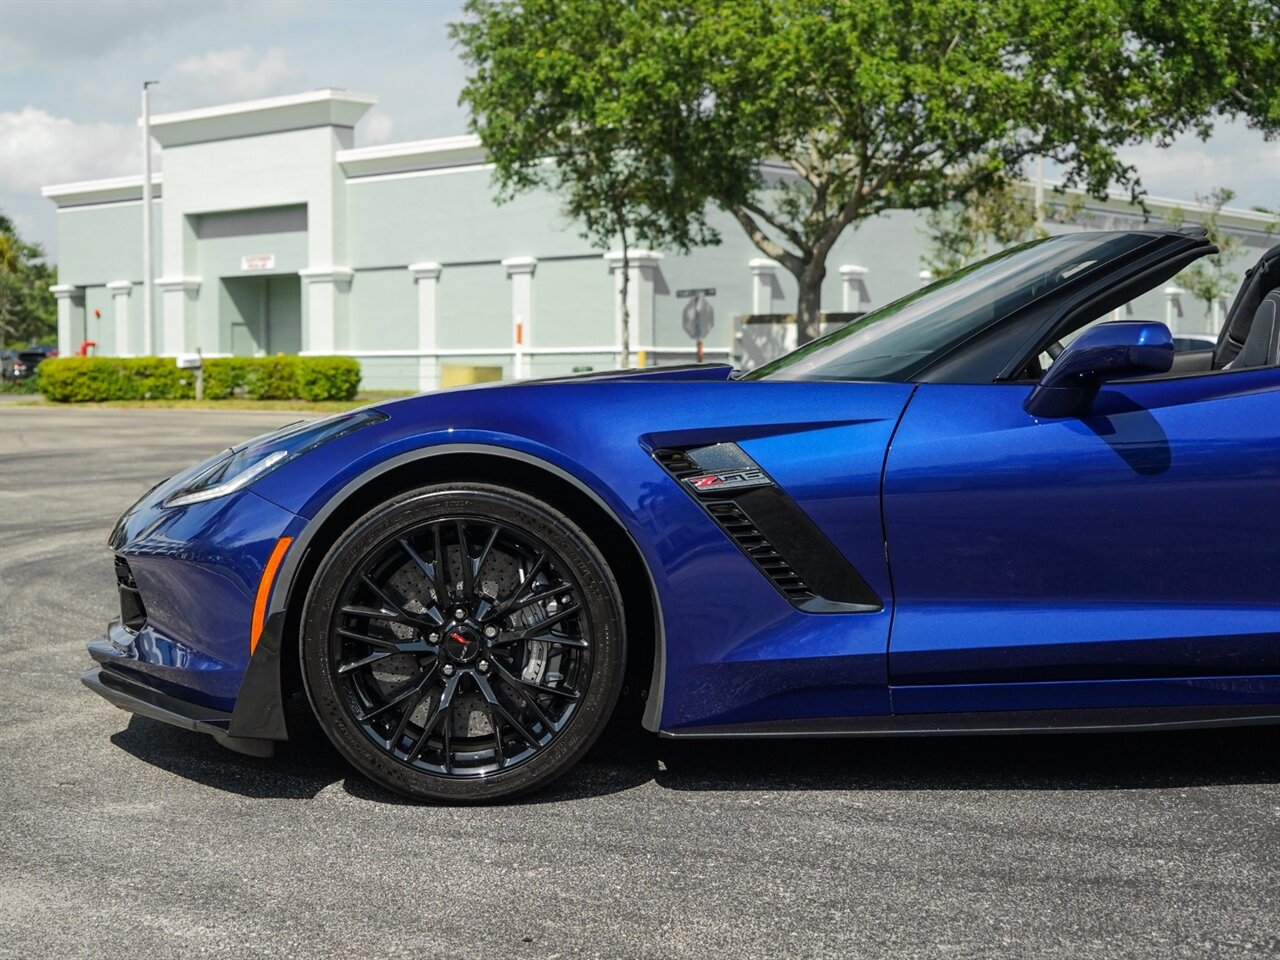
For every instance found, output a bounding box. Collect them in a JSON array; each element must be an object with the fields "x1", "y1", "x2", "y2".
[{"x1": 443, "y1": 624, "x2": 481, "y2": 663}]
